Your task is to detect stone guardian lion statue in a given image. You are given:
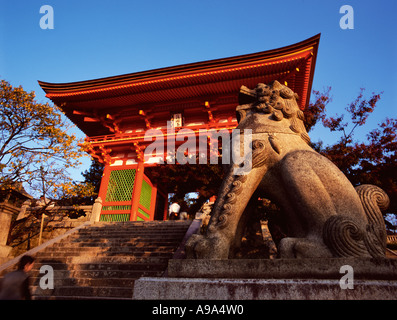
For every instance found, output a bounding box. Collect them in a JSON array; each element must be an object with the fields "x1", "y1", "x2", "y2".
[{"x1": 186, "y1": 80, "x2": 389, "y2": 259}]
